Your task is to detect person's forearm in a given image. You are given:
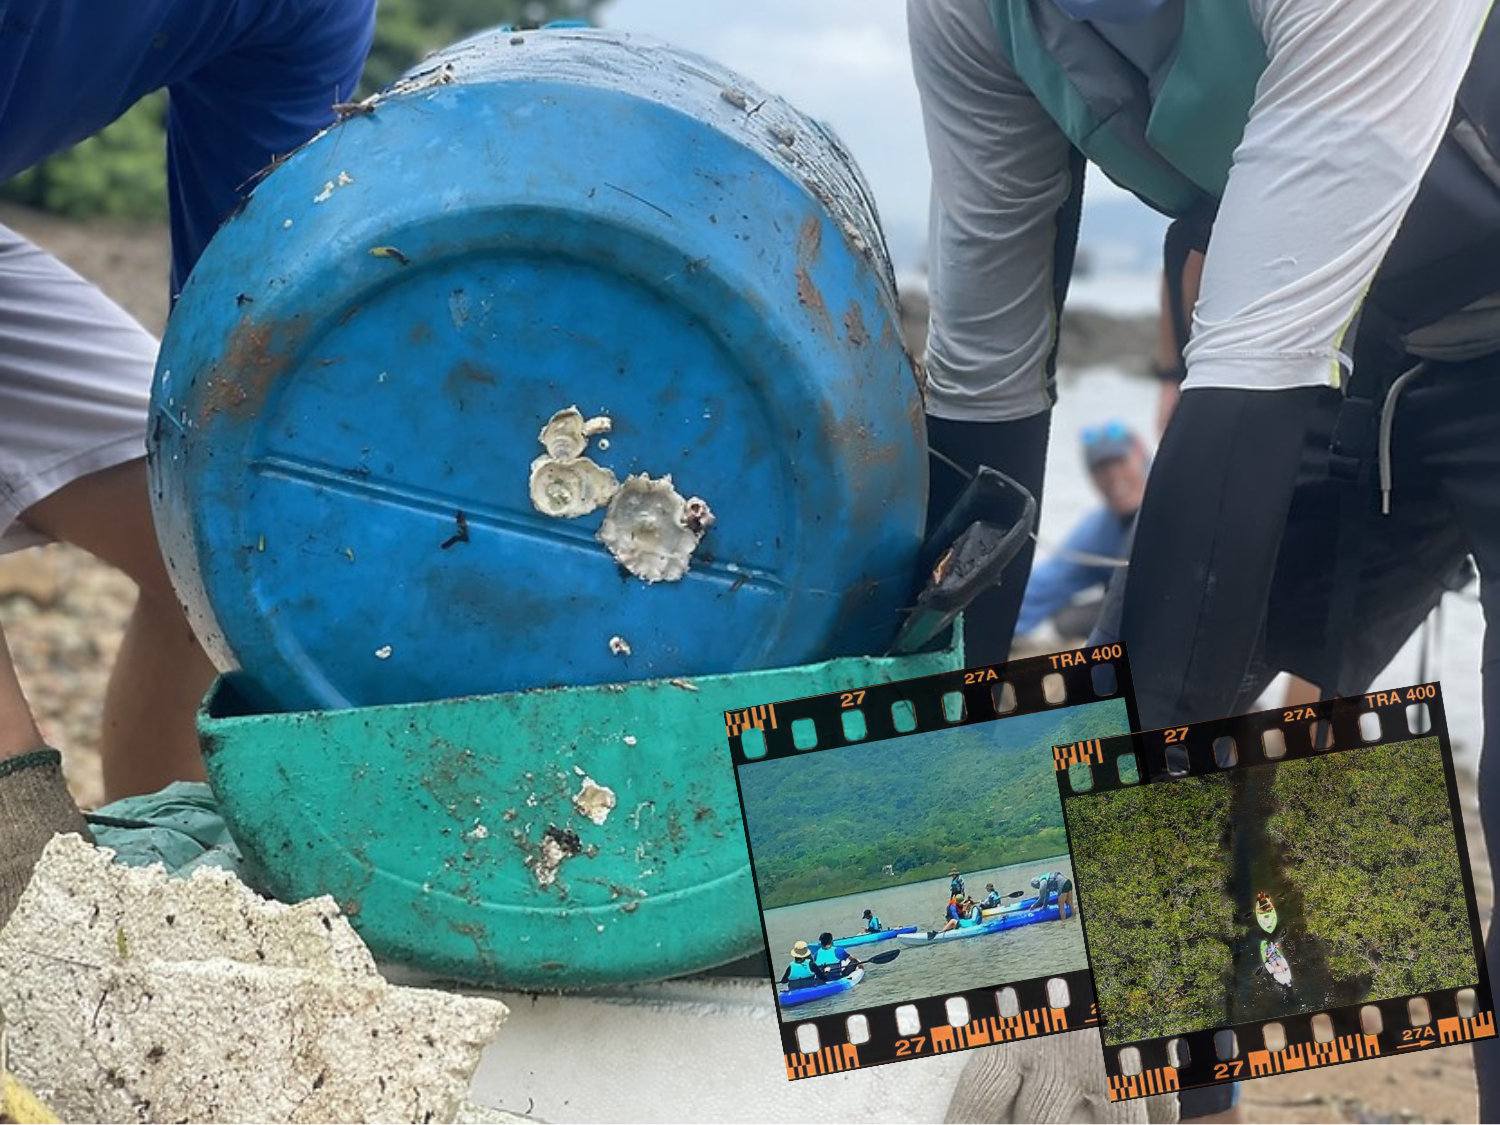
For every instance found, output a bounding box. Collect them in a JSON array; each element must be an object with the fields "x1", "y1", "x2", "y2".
[{"x1": 1185, "y1": 0, "x2": 1489, "y2": 396}]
